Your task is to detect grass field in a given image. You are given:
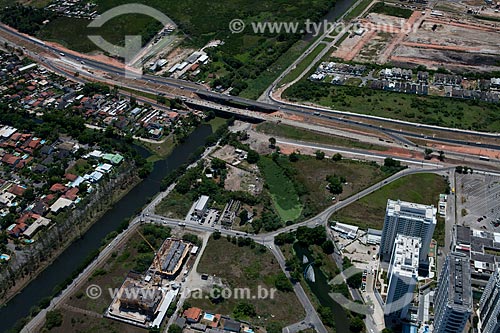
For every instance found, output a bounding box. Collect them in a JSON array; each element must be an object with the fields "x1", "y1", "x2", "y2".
[
  {"x1": 330, "y1": 173, "x2": 448, "y2": 243},
  {"x1": 192, "y1": 237, "x2": 305, "y2": 327},
  {"x1": 290, "y1": 156, "x2": 390, "y2": 217},
  {"x1": 155, "y1": 190, "x2": 192, "y2": 219},
  {"x1": 258, "y1": 156, "x2": 303, "y2": 221},
  {"x1": 344, "y1": 0, "x2": 374, "y2": 20},
  {"x1": 255, "y1": 122, "x2": 388, "y2": 151},
  {"x1": 207, "y1": 116, "x2": 228, "y2": 132},
  {"x1": 141, "y1": 135, "x2": 175, "y2": 163},
  {"x1": 475, "y1": 15, "x2": 500, "y2": 23},
  {"x1": 118, "y1": 86, "x2": 168, "y2": 105},
  {"x1": 279, "y1": 43, "x2": 327, "y2": 85},
  {"x1": 369, "y1": 2, "x2": 413, "y2": 19},
  {"x1": 239, "y1": 39, "x2": 311, "y2": 99},
  {"x1": 284, "y1": 80, "x2": 500, "y2": 132}
]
